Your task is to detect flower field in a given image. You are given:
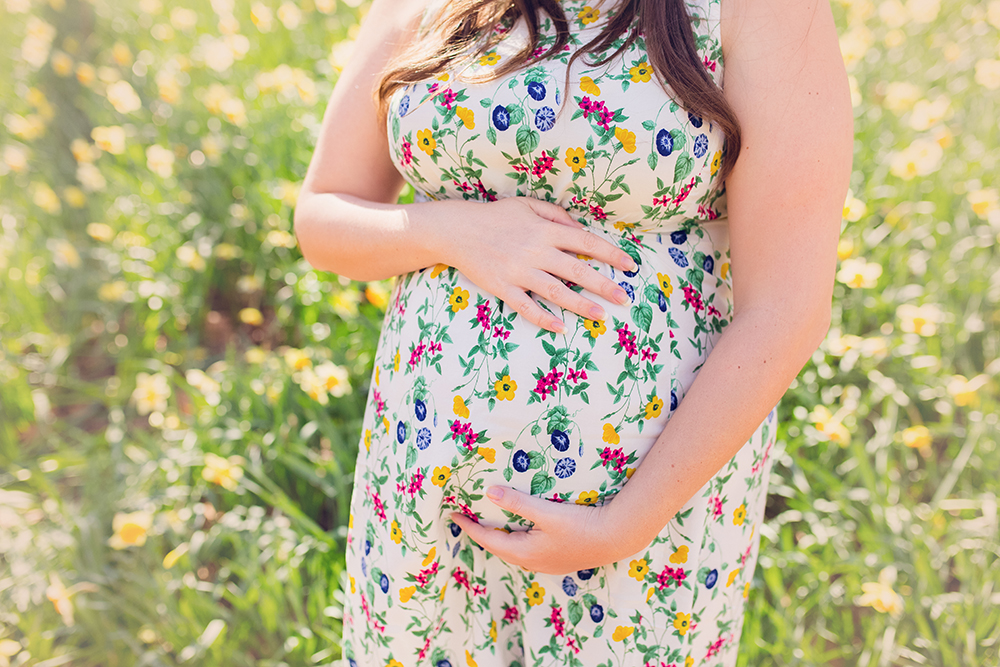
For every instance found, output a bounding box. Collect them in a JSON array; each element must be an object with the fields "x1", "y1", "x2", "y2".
[{"x1": 0, "y1": 0, "x2": 998, "y2": 665}]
